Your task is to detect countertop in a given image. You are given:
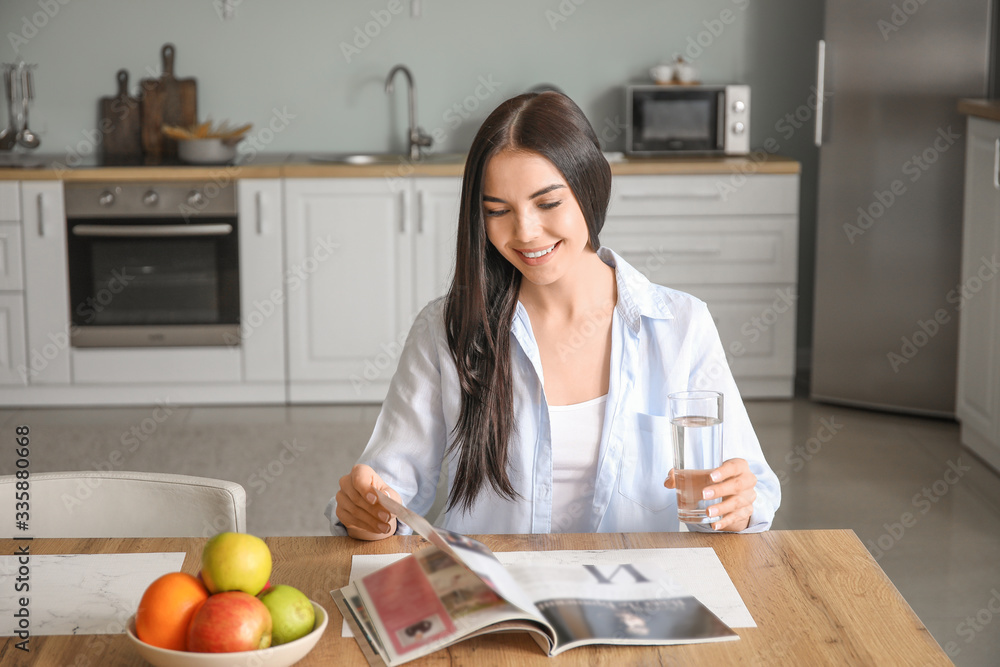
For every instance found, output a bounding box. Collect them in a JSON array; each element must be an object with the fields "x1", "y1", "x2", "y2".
[
  {"x1": 958, "y1": 98, "x2": 1000, "y2": 122},
  {"x1": 0, "y1": 152, "x2": 800, "y2": 181}
]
